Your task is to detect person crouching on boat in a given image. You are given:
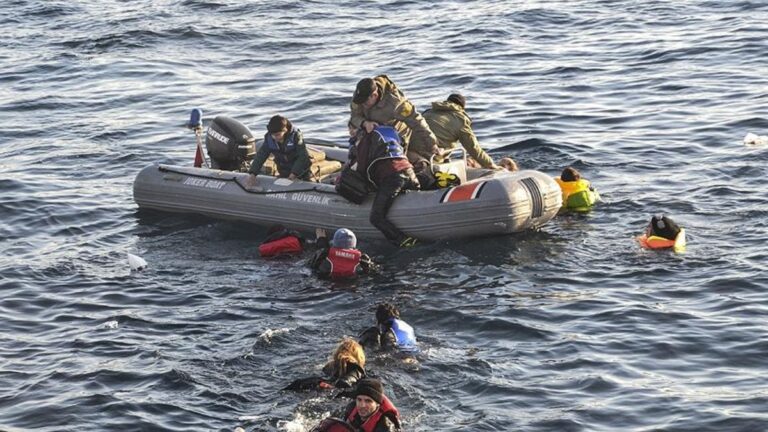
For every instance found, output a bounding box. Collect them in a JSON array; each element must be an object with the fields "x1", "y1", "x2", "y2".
[
  {"x1": 349, "y1": 127, "x2": 421, "y2": 248},
  {"x1": 359, "y1": 303, "x2": 417, "y2": 354},
  {"x1": 258, "y1": 224, "x2": 304, "y2": 258},
  {"x1": 341, "y1": 378, "x2": 402, "y2": 432},
  {"x1": 309, "y1": 228, "x2": 378, "y2": 280},
  {"x1": 246, "y1": 115, "x2": 311, "y2": 187},
  {"x1": 284, "y1": 337, "x2": 367, "y2": 392},
  {"x1": 554, "y1": 166, "x2": 600, "y2": 212}
]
